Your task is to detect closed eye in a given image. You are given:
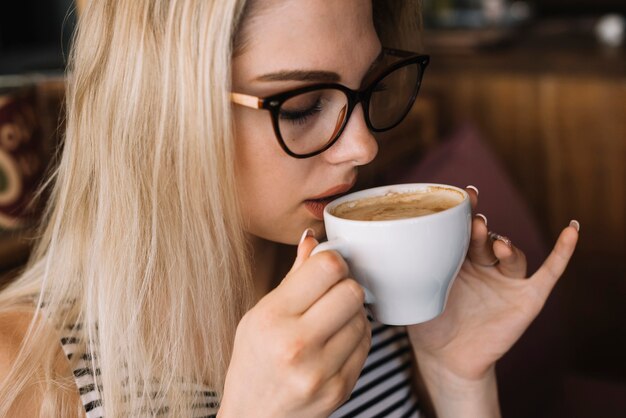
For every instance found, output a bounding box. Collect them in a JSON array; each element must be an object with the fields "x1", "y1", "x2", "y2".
[{"x1": 279, "y1": 98, "x2": 324, "y2": 126}]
